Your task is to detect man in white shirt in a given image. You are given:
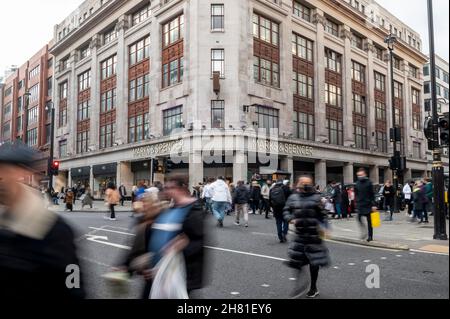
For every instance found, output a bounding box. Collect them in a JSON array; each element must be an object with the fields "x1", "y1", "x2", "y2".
[
  {"x1": 210, "y1": 176, "x2": 232, "y2": 227},
  {"x1": 201, "y1": 178, "x2": 214, "y2": 214},
  {"x1": 403, "y1": 181, "x2": 413, "y2": 217}
]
